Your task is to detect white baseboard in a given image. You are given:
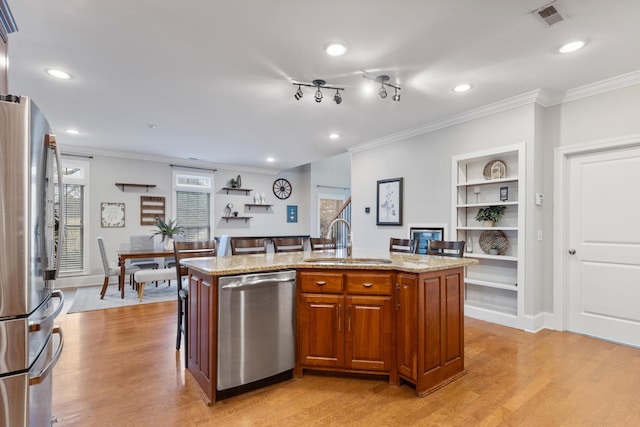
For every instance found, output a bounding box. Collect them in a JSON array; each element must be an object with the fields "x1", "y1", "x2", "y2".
[
  {"x1": 54, "y1": 274, "x2": 111, "y2": 289},
  {"x1": 522, "y1": 312, "x2": 556, "y2": 333}
]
